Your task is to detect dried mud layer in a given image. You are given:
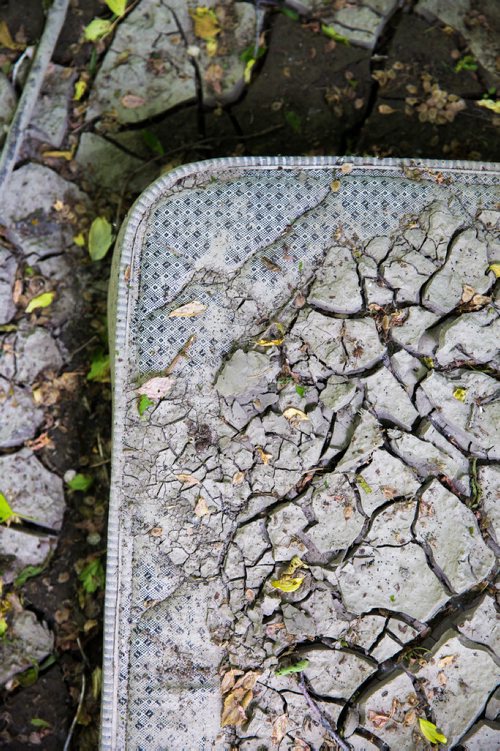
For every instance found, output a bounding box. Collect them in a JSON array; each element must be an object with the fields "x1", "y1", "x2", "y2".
[{"x1": 111, "y1": 164, "x2": 500, "y2": 750}]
